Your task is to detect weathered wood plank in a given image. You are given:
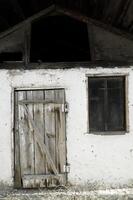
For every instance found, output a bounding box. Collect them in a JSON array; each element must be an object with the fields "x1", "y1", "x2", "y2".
[
  {"x1": 59, "y1": 102, "x2": 66, "y2": 174},
  {"x1": 14, "y1": 91, "x2": 21, "y2": 188},
  {"x1": 32, "y1": 90, "x2": 45, "y2": 174},
  {"x1": 45, "y1": 91, "x2": 56, "y2": 168},
  {"x1": 54, "y1": 91, "x2": 60, "y2": 173},
  {"x1": 26, "y1": 91, "x2": 35, "y2": 175},
  {"x1": 44, "y1": 90, "x2": 56, "y2": 186},
  {"x1": 54, "y1": 89, "x2": 66, "y2": 174},
  {"x1": 18, "y1": 100, "x2": 62, "y2": 104},
  {"x1": 23, "y1": 174, "x2": 64, "y2": 180},
  {"x1": 18, "y1": 91, "x2": 29, "y2": 177},
  {"x1": 22, "y1": 174, "x2": 64, "y2": 188}
]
